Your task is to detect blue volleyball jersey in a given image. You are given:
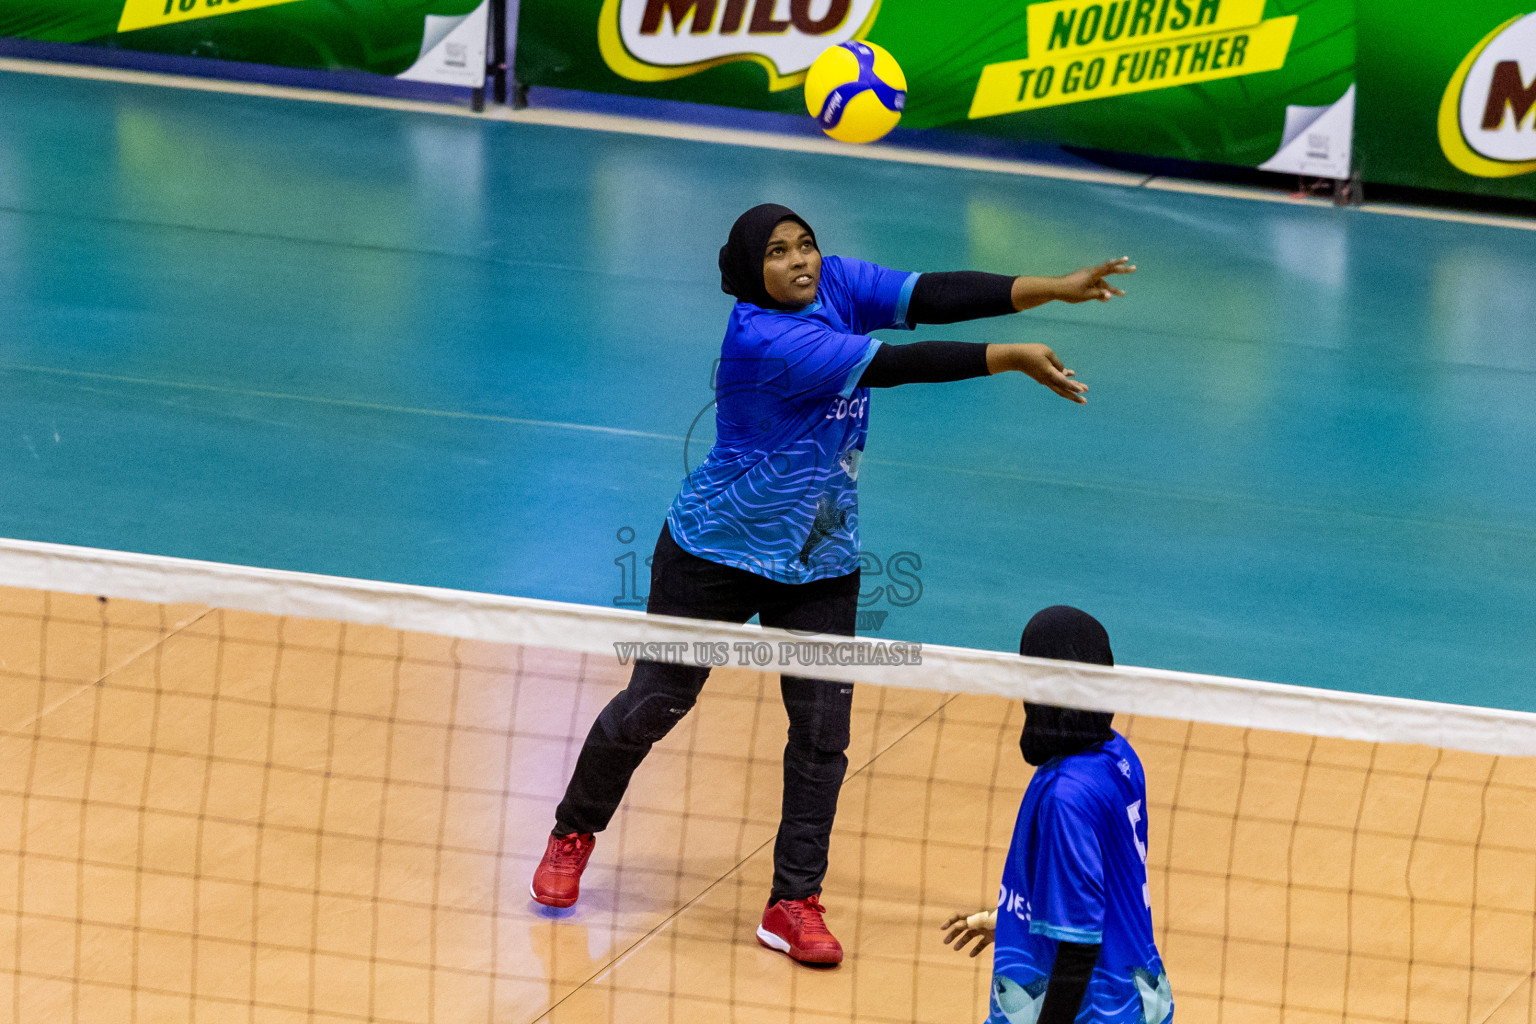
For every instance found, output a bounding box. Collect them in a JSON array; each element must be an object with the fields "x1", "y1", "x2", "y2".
[
  {"x1": 667, "y1": 255, "x2": 918, "y2": 583},
  {"x1": 989, "y1": 733, "x2": 1173, "y2": 1024}
]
